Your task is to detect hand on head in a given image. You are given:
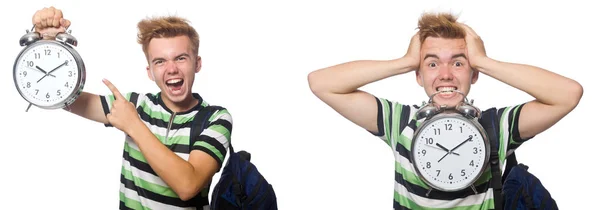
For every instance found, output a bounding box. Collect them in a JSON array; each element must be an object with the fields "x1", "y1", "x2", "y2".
[
  {"x1": 457, "y1": 23, "x2": 487, "y2": 69},
  {"x1": 405, "y1": 32, "x2": 422, "y2": 71}
]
